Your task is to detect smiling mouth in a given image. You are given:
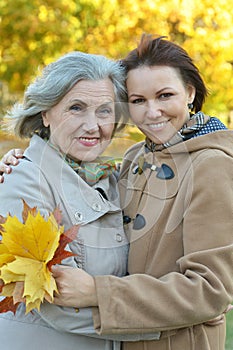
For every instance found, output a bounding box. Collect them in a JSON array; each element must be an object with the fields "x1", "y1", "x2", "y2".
[
  {"x1": 78, "y1": 137, "x2": 99, "y2": 146},
  {"x1": 79, "y1": 137, "x2": 99, "y2": 142},
  {"x1": 148, "y1": 121, "x2": 168, "y2": 129}
]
